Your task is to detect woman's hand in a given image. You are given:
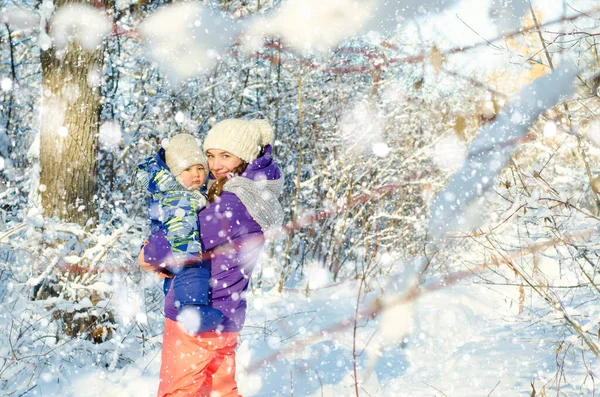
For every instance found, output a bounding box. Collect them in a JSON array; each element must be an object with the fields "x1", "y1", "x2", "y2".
[{"x1": 139, "y1": 242, "x2": 174, "y2": 278}]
